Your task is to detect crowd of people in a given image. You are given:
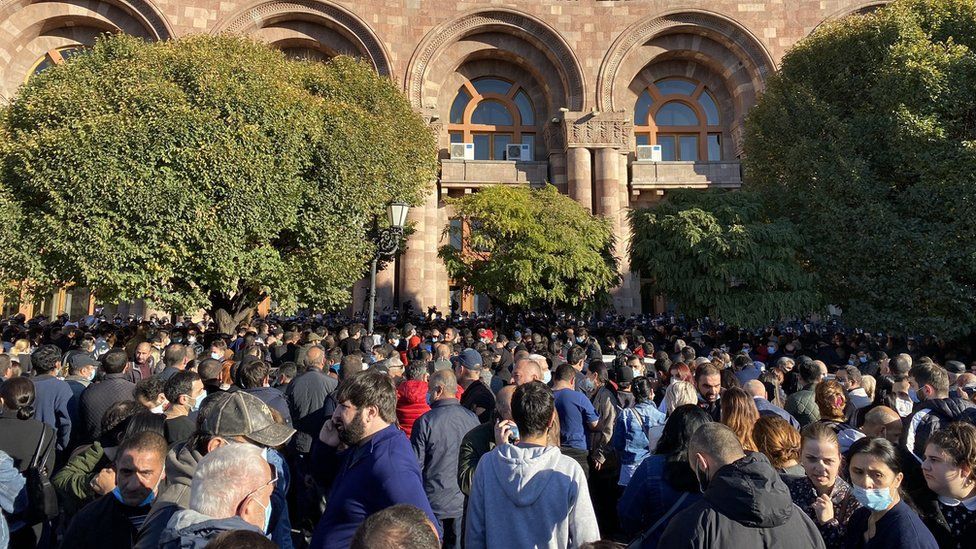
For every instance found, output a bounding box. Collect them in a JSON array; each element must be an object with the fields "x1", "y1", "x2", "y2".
[{"x1": 1, "y1": 310, "x2": 975, "y2": 549}]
